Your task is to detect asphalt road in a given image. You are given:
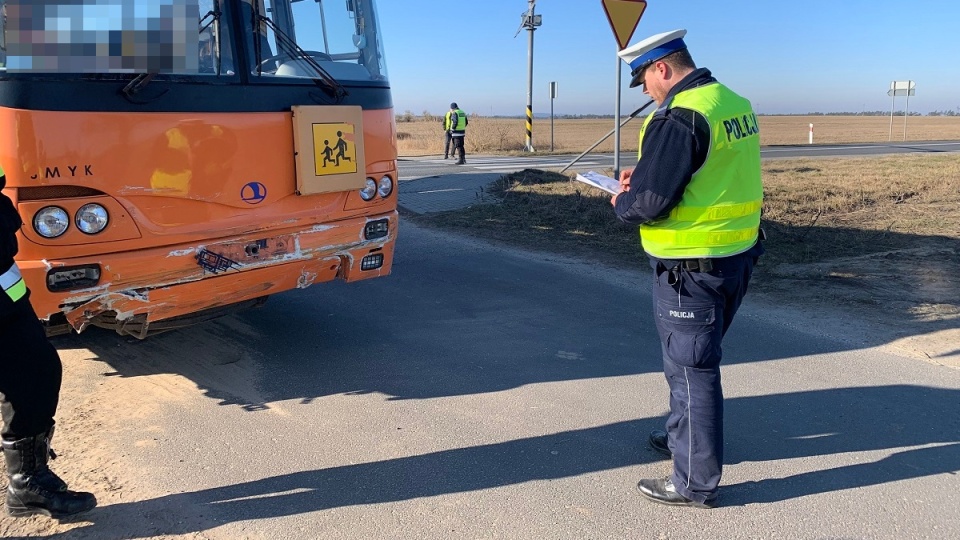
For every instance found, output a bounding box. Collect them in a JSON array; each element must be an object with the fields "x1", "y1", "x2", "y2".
[
  {"x1": 40, "y1": 221, "x2": 960, "y2": 539},
  {"x1": 397, "y1": 140, "x2": 960, "y2": 182}
]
